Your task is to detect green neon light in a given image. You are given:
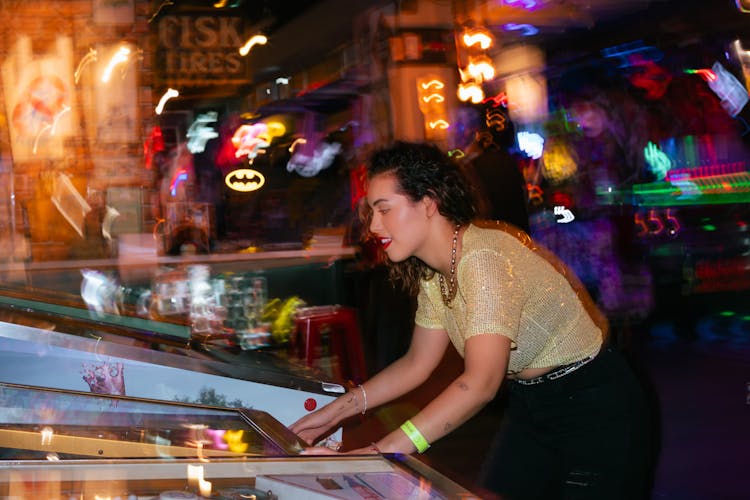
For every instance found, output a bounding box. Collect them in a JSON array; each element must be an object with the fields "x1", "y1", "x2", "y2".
[
  {"x1": 644, "y1": 141, "x2": 671, "y2": 180},
  {"x1": 684, "y1": 135, "x2": 697, "y2": 170},
  {"x1": 627, "y1": 172, "x2": 750, "y2": 206}
]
